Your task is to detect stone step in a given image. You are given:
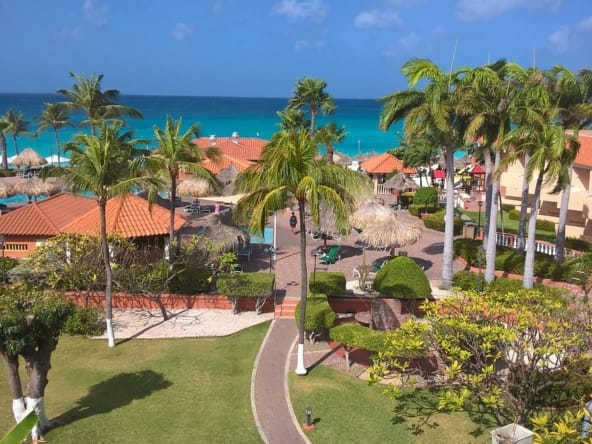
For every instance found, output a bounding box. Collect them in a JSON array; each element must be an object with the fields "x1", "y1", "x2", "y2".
[{"x1": 275, "y1": 299, "x2": 299, "y2": 318}]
